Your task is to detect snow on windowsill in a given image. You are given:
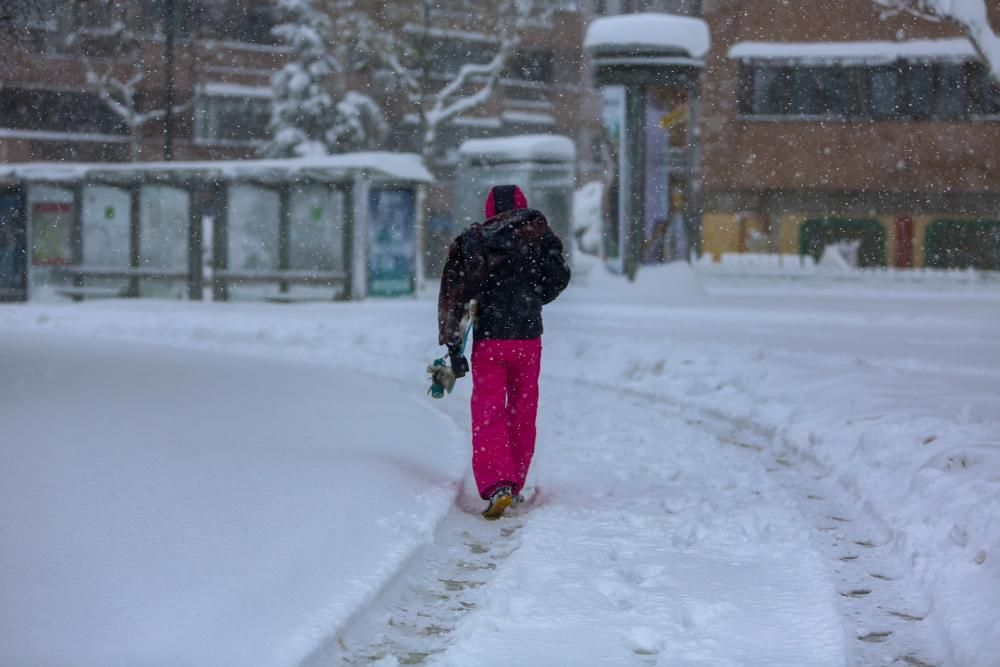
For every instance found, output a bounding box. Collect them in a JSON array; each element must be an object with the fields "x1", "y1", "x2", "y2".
[
  {"x1": 202, "y1": 82, "x2": 273, "y2": 99},
  {"x1": 0, "y1": 128, "x2": 130, "y2": 143},
  {"x1": 728, "y1": 38, "x2": 978, "y2": 64}
]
